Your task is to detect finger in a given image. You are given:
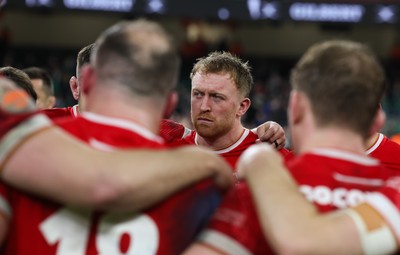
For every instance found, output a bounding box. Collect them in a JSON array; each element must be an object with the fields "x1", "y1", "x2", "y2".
[
  {"x1": 271, "y1": 138, "x2": 285, "y2": 150},
  {"x1": 267, "y1": 131, "x2": 285, "y2": 144},
  {"x1": 257, "y1": 128, "x2": 274, "y2": 142}
]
